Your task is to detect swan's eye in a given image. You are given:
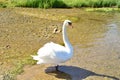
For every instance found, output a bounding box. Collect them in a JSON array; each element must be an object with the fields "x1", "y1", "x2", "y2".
[{"x1": 68, "y1": 22, "x2": 72, "y2": 25}]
